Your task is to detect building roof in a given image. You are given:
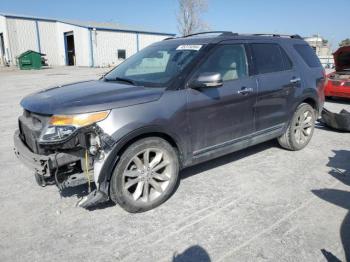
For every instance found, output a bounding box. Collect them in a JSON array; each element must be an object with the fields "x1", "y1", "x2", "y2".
[{"x1": 0, "y1": 12, "x2": 175, "y2": 36}]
